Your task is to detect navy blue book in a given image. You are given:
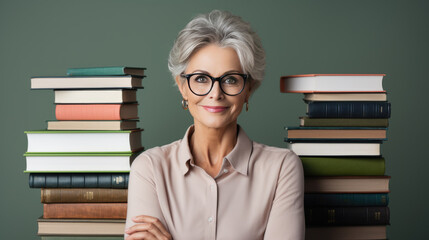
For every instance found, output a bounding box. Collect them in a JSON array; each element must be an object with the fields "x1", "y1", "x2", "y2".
[
  {"x1": 29, "y1": 173, "x2": 129, "y2": 188},
  {"x1": 307, "y1": 101, "x2": 391, "y2": 118},
  {"x1": 305, "y1": 193, "x2": 389, "y2": 207},
  {"x1": 305, "y1": 206, "x2": 390, "y2": 226}
]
